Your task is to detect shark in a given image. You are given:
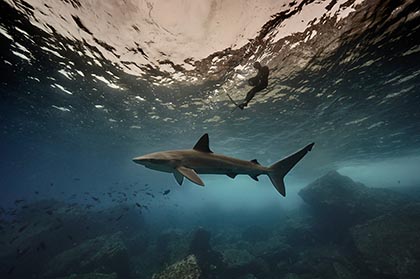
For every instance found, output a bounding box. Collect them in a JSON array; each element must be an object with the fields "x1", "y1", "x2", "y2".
[{"x1": 133, "y1": 134, "x2": 314, "y2": 196}]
